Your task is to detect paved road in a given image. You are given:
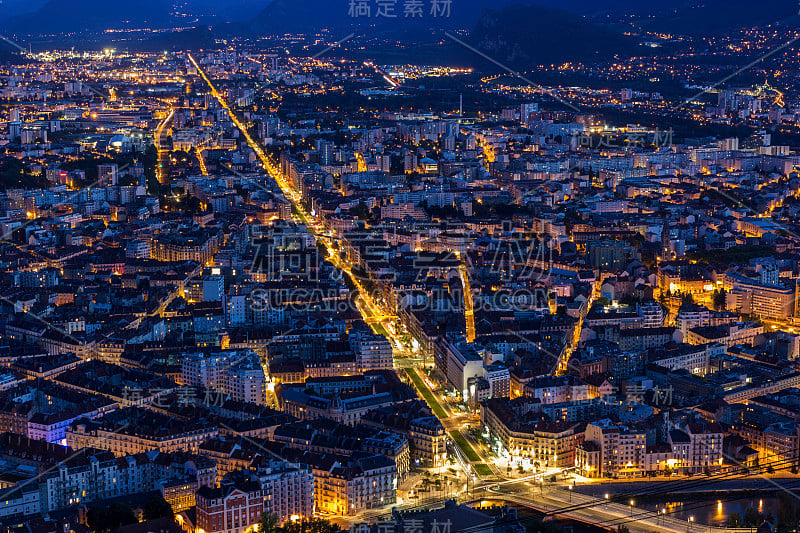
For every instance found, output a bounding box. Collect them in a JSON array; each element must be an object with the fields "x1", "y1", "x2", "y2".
[{"x1": 187, "y1": 56, "x2": 731, "y2": 533}]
